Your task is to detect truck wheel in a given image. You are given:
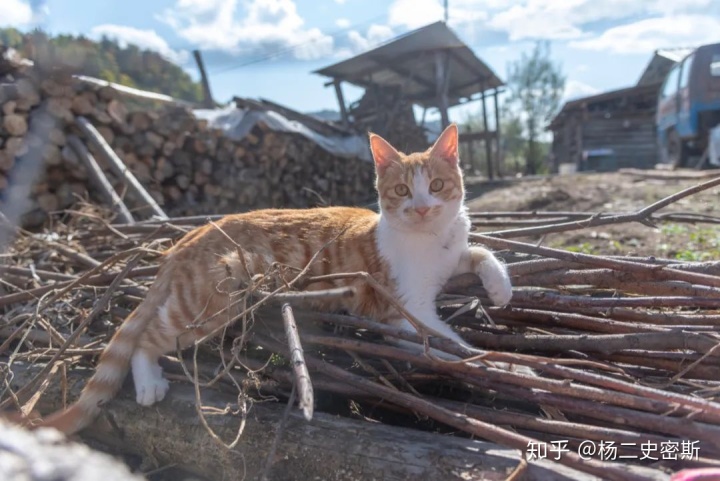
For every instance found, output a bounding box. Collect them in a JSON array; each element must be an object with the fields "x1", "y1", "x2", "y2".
[{"x1": 666, "y1": 130, "x2": 689, "y2": 168}]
